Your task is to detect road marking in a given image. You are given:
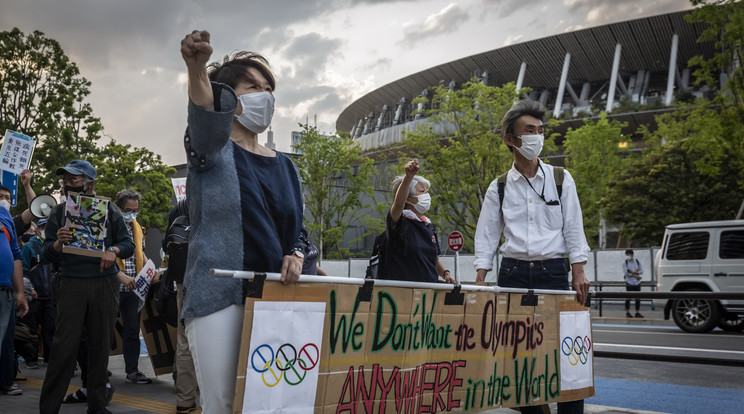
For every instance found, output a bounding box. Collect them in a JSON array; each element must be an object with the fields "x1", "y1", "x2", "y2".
[
  {"x1": 594, "y1": 343, "x2": 744, "y2": 355},
  {"x1": 594, "y1": 328, "x2": 744, "y2": 338},
  {"x1": 21, "y1": 377, "x2": 200, "y2": 413}
]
